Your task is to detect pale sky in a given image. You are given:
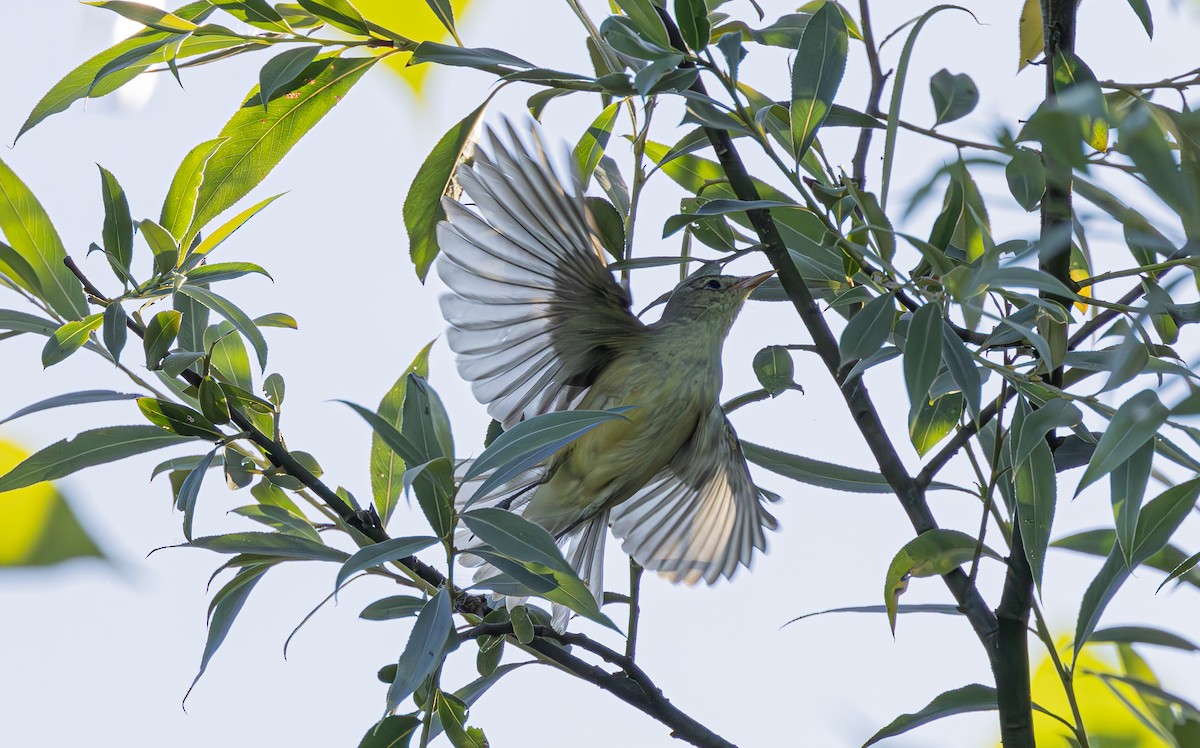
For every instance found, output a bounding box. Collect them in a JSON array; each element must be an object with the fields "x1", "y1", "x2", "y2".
[{"x1": 2, "y1": 1, "x2": 1199, "y2": 747}]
